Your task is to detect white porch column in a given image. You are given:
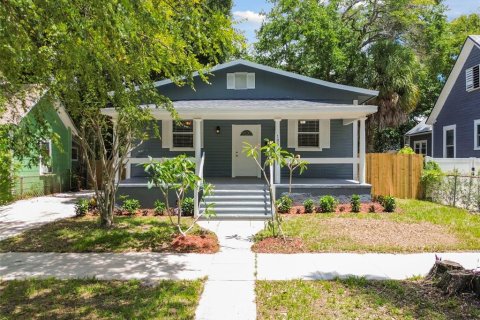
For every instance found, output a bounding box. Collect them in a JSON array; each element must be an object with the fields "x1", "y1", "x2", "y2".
[
  {"x1": 352, "y1": 120, "x2": 358, "y2": 181},
  {"x1": 112, "y1": 119, "x2": 120, "y2": 184},
  {"x1": 359, "y1": 117, "x2": 367, "y2": 184},
  {"x1": 193, "y1": 119, "x2": 202, "y2": 218},
  {"x1": 194, "y1": 119, "x2": 203, "y2": 174},
  {"x1": 274, "y1": 119, "x2": 281, "y2": 184}
]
